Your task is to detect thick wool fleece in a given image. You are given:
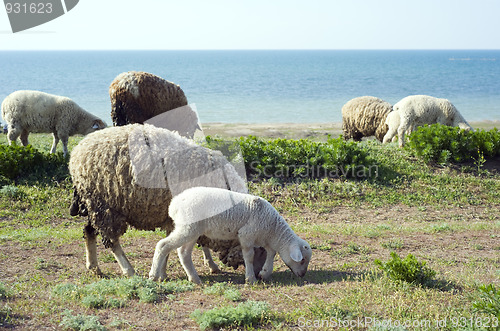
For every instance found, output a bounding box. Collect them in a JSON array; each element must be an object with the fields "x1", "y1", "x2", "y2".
[
  {"x1": 69, "y1": 124, "x2": 252, "y2": 268},
  {"x1": 109, "y1": 71, "x2": 188, "y2": 126},
  {"x1": 342, "y1": 96, "x2": 393, "y2": 142}
]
